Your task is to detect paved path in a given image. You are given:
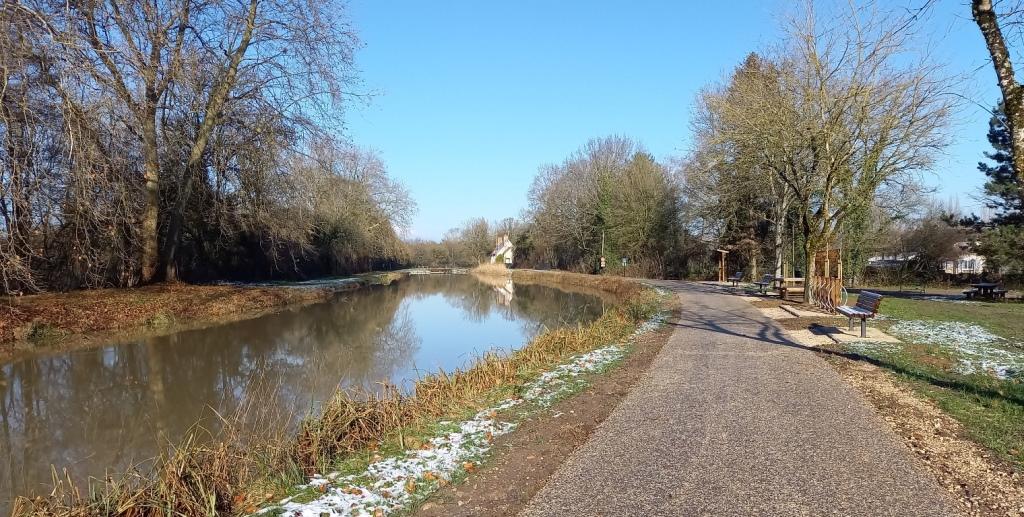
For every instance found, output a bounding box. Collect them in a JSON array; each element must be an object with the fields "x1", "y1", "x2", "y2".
[{"x1": 521, "y1": 281, "x2": 957, "y2": 516}]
